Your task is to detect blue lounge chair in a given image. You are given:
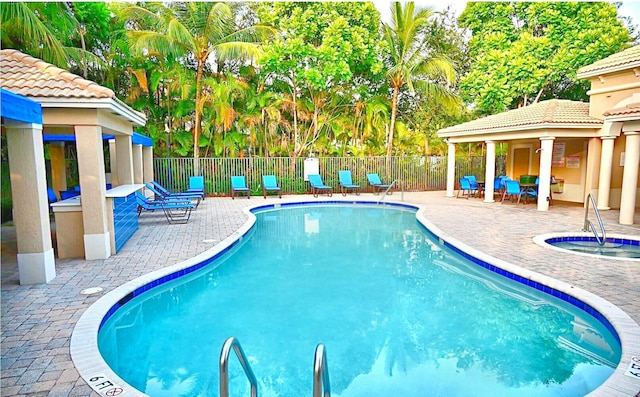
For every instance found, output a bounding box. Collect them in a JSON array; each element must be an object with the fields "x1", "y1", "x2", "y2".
[
  {"x1": 262, "y1": 175, "x2": 281, "y2": 199},
  {"x1": 457, "y1": 177, "x2": 477, "y2": 199},
  {"x1": 186, "y1": 176, "x2": 205, "y2": 200},
  {"x1": 231, "y1": 176, "x2": 250, "y2": 199},
  {"x1": 135, "y1": 192, "x2": 195, "y2": 224},
  {"x1": 146, "y1": 182, "x2": 202, "y2": 208},
  {"x1": 338, "y1": 170, "x2": 360, "y2": 196},
  {"x1": 366, "y1": 173, "x2": 392, "y2": 195},
  {"x1": 308, "y1": 174, "x2": 332, "y2": 197}
]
